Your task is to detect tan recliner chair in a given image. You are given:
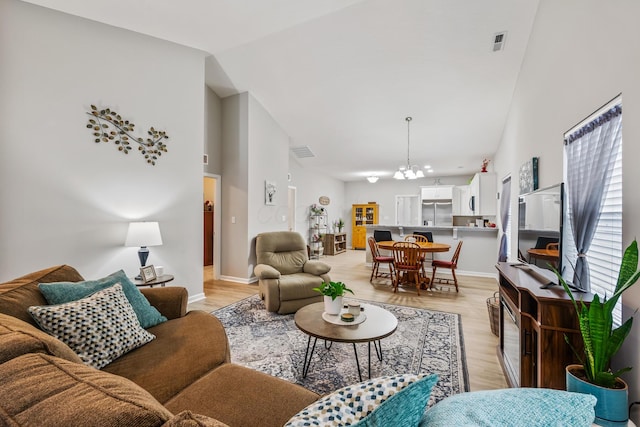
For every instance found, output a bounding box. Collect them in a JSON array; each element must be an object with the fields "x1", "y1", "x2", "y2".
[{"x1": 254, "y1": 231, "x2": 331, "y2": 314}]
